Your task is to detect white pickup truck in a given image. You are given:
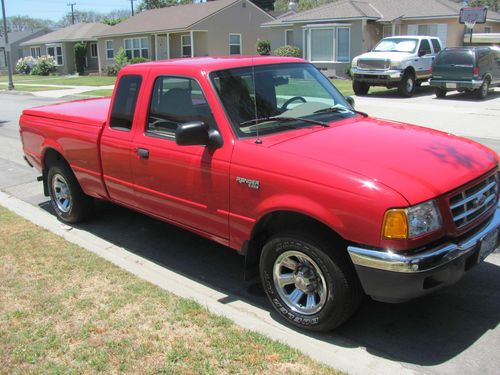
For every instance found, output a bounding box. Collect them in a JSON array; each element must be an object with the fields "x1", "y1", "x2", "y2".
[{"x1": 351, "y1": 35, "x2": 443, "y2": 97}]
